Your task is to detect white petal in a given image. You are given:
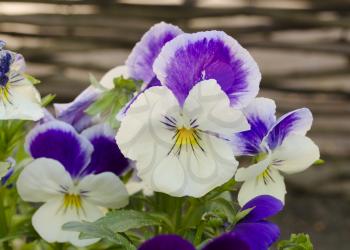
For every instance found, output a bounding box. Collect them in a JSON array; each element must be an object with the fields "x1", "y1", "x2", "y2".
[
  {"x1": 0, "y1": 81, "x2": 43, "y2": 120},
  {"x1": 235, "y1": 154, "x2": 272, "y2": 182},
  {"x1": 184, "y1": 134, "x2": 238, "y2": 197},
  {"x1": 100, "y1": 65, "x2": 129, "y2": 89},
  {"x1": 116, "y1": 86, "x2": 178, "y2": 174},
  {"x1": 151, "y1": 155, "x2": 186, "y2": 195},
  {"x1": 183, "y1": 79, "x2": 249, "y2": 137},
  {"x1": 238, "y1": 168, "x2": 286, "y2": 206},
  {"x1": 272, "y1": 135, "x2": 320, "y2": 174},
  {"x1": 78, "y1": 172, "x2": 129, "y2": 208},
  {"x1": 17, "y1": 158, "x2": 73, "y2": 202},
  {"x1": 32, "y1": 197, "x2": 102, "y2": 247}
]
